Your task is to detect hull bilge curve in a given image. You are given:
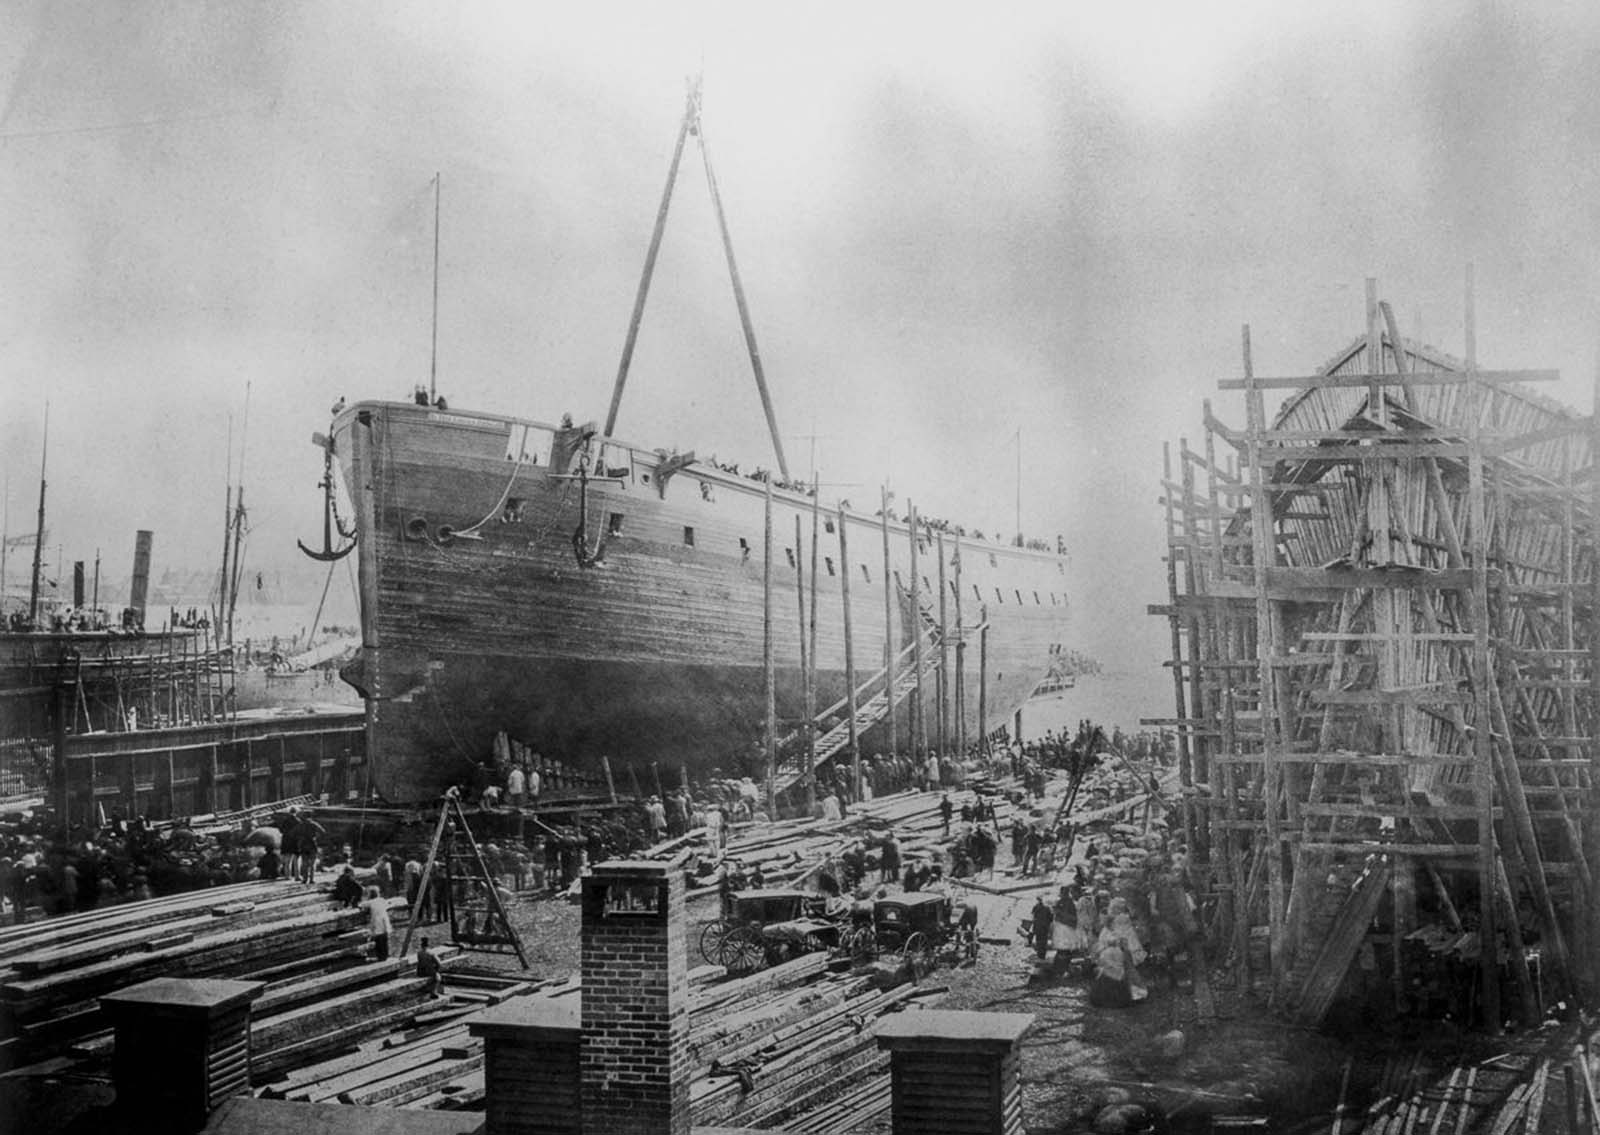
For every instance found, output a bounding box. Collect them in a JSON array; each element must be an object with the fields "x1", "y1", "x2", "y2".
[{"x1": 331, "y1": 399, "x2": 1072, "y2": 803}]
